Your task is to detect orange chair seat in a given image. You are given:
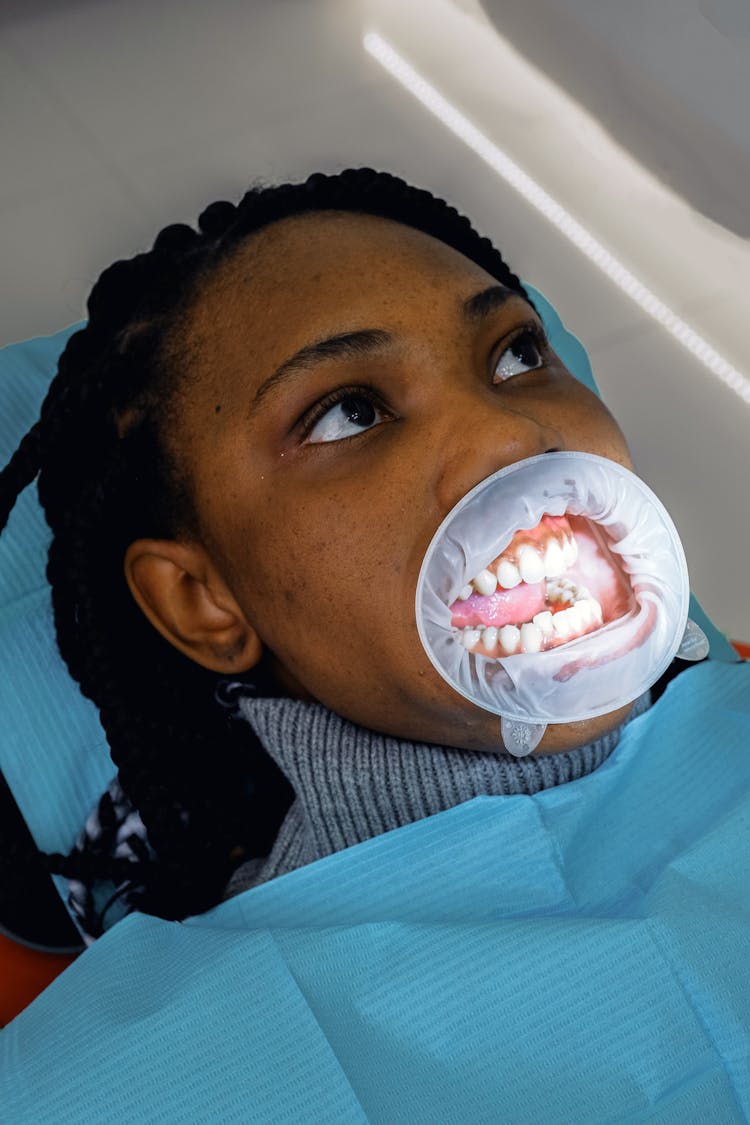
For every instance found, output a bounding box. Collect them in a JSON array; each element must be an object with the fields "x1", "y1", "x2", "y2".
[{"x1": 0, "y1": 932, "x2": 78, "y2": 1027}]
